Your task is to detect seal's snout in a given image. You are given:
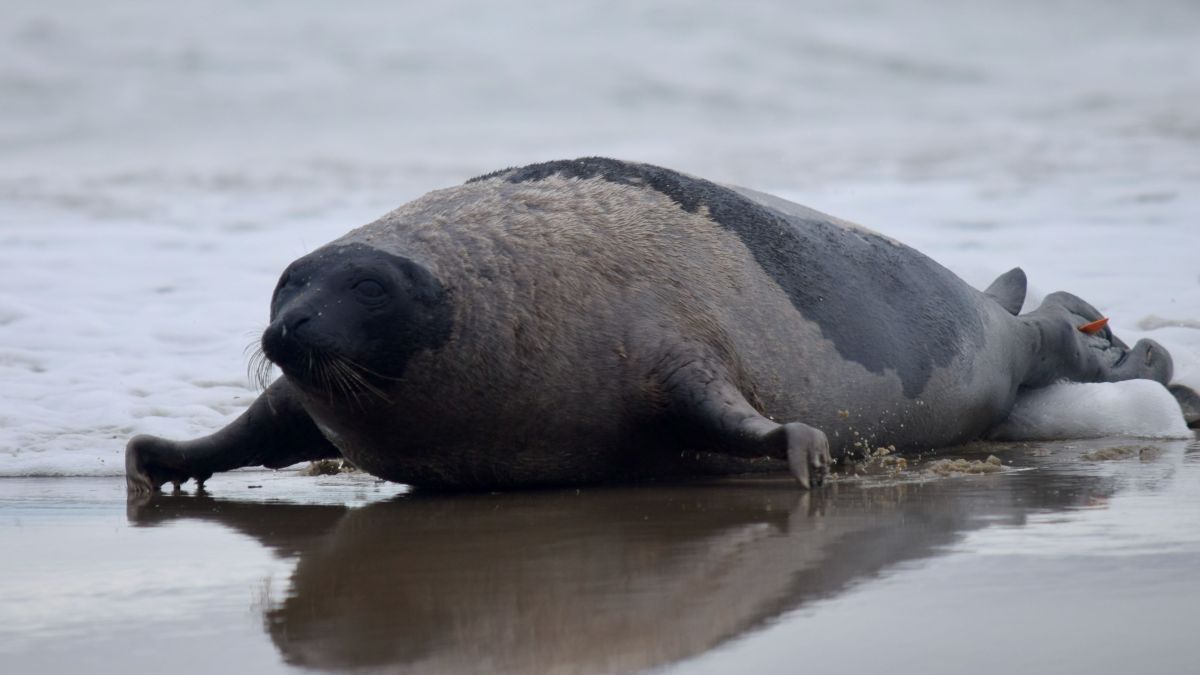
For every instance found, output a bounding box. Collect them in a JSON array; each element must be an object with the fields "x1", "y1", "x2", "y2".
[{"x1": 261, "y1": 310, "x2": 313, "y2": 367}]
